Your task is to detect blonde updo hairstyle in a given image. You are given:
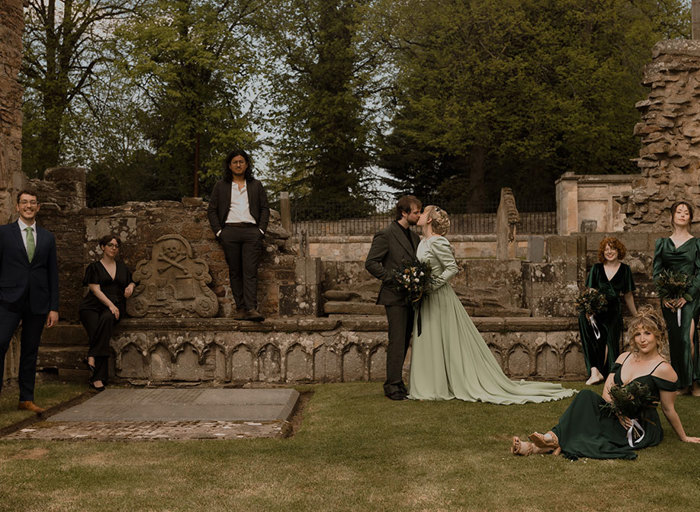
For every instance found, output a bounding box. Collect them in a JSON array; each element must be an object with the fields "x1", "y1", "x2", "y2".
[
  {"x1": 425, "y1": 205, "x2": 451, "y2": 236},
  {"x1": 626, "y1": 305, "x2": 668, "y2": 357}
]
